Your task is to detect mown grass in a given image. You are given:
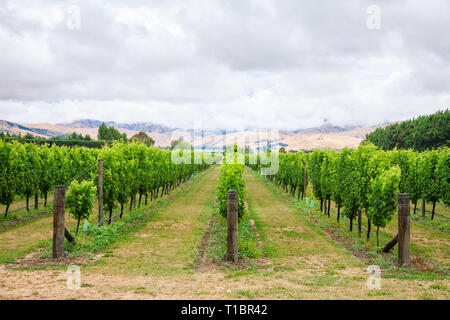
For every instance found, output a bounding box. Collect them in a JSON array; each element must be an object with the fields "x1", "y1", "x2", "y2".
[
  {"x1": 205, "y1": 209, "x2": 262, "y2": 264},
  {"x1": 0, "y1": 193, "x2": 54, "y2": 216},
  {"x1": 83, "y1": 166, "x2": 219, "y2": 276},
  {"x1": 2, "y1": 165, "x2": 448, "y2": 300},
  {"x1": 252, "y1": 169, "x2": 449, "y2": 280},
  {"x1": 244, "y1": 168, "x2": 449, "y2": 299},
  {"x1": 0, "y1": 213, "x2": 77, "y2": 264},
  {"x1": 0, "y1": 169, "x2": 212, "y2": 266},
  {"x1": 246, "y1": 170, "x2": 361, "y2": 267},
  {"x1": 0, "y1": 203, "x2": 55, "y2": 233}
]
